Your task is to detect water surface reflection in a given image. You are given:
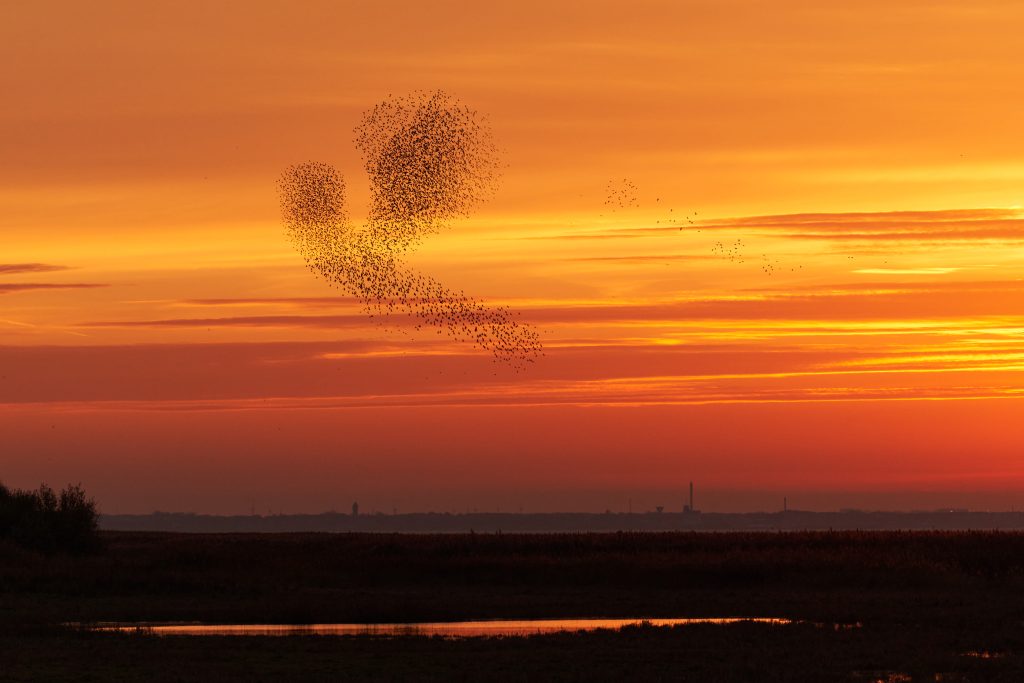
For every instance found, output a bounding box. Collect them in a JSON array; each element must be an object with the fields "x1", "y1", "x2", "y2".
[{"x1": 82, "y1": 617, "x2": 792, "y2": 638}]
